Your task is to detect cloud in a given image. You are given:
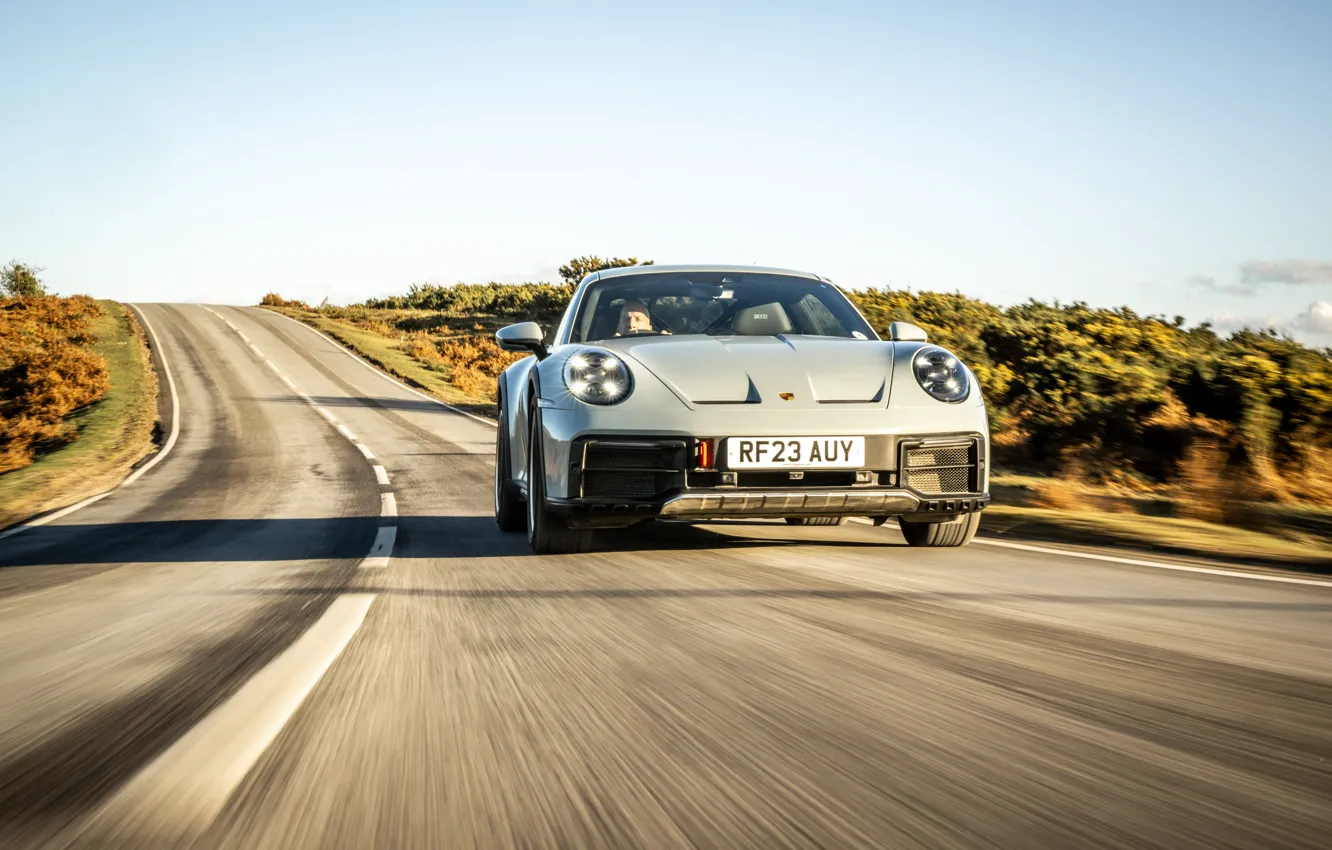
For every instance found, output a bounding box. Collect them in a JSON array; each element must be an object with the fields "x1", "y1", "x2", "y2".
[
  {"x1": 1209, "y1": 300, "x2": 1332, "y2": 341},
  {"x1": 1187, "y1": 274, "x2": 1257, "y2": 296},
  {"x1": 1292, "y1": 300, "x2": 1332, "y2": 335},
  {"x1": 1186, "y1": 259, "x2": 1332, "y2": 297},
  {"x1": 1239, "y1": 259, "x2": 1332, "y2": 287}
]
